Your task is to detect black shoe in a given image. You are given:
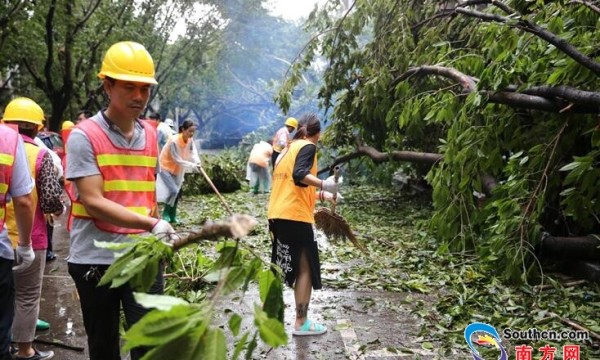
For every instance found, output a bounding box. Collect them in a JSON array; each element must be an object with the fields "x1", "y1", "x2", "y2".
[
  {"x1": 46, "y1": 251, "x2": 56, "y2": 261},
  {"x1": 14, "y1": 348, "x2": 54, "y2": 360}
]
